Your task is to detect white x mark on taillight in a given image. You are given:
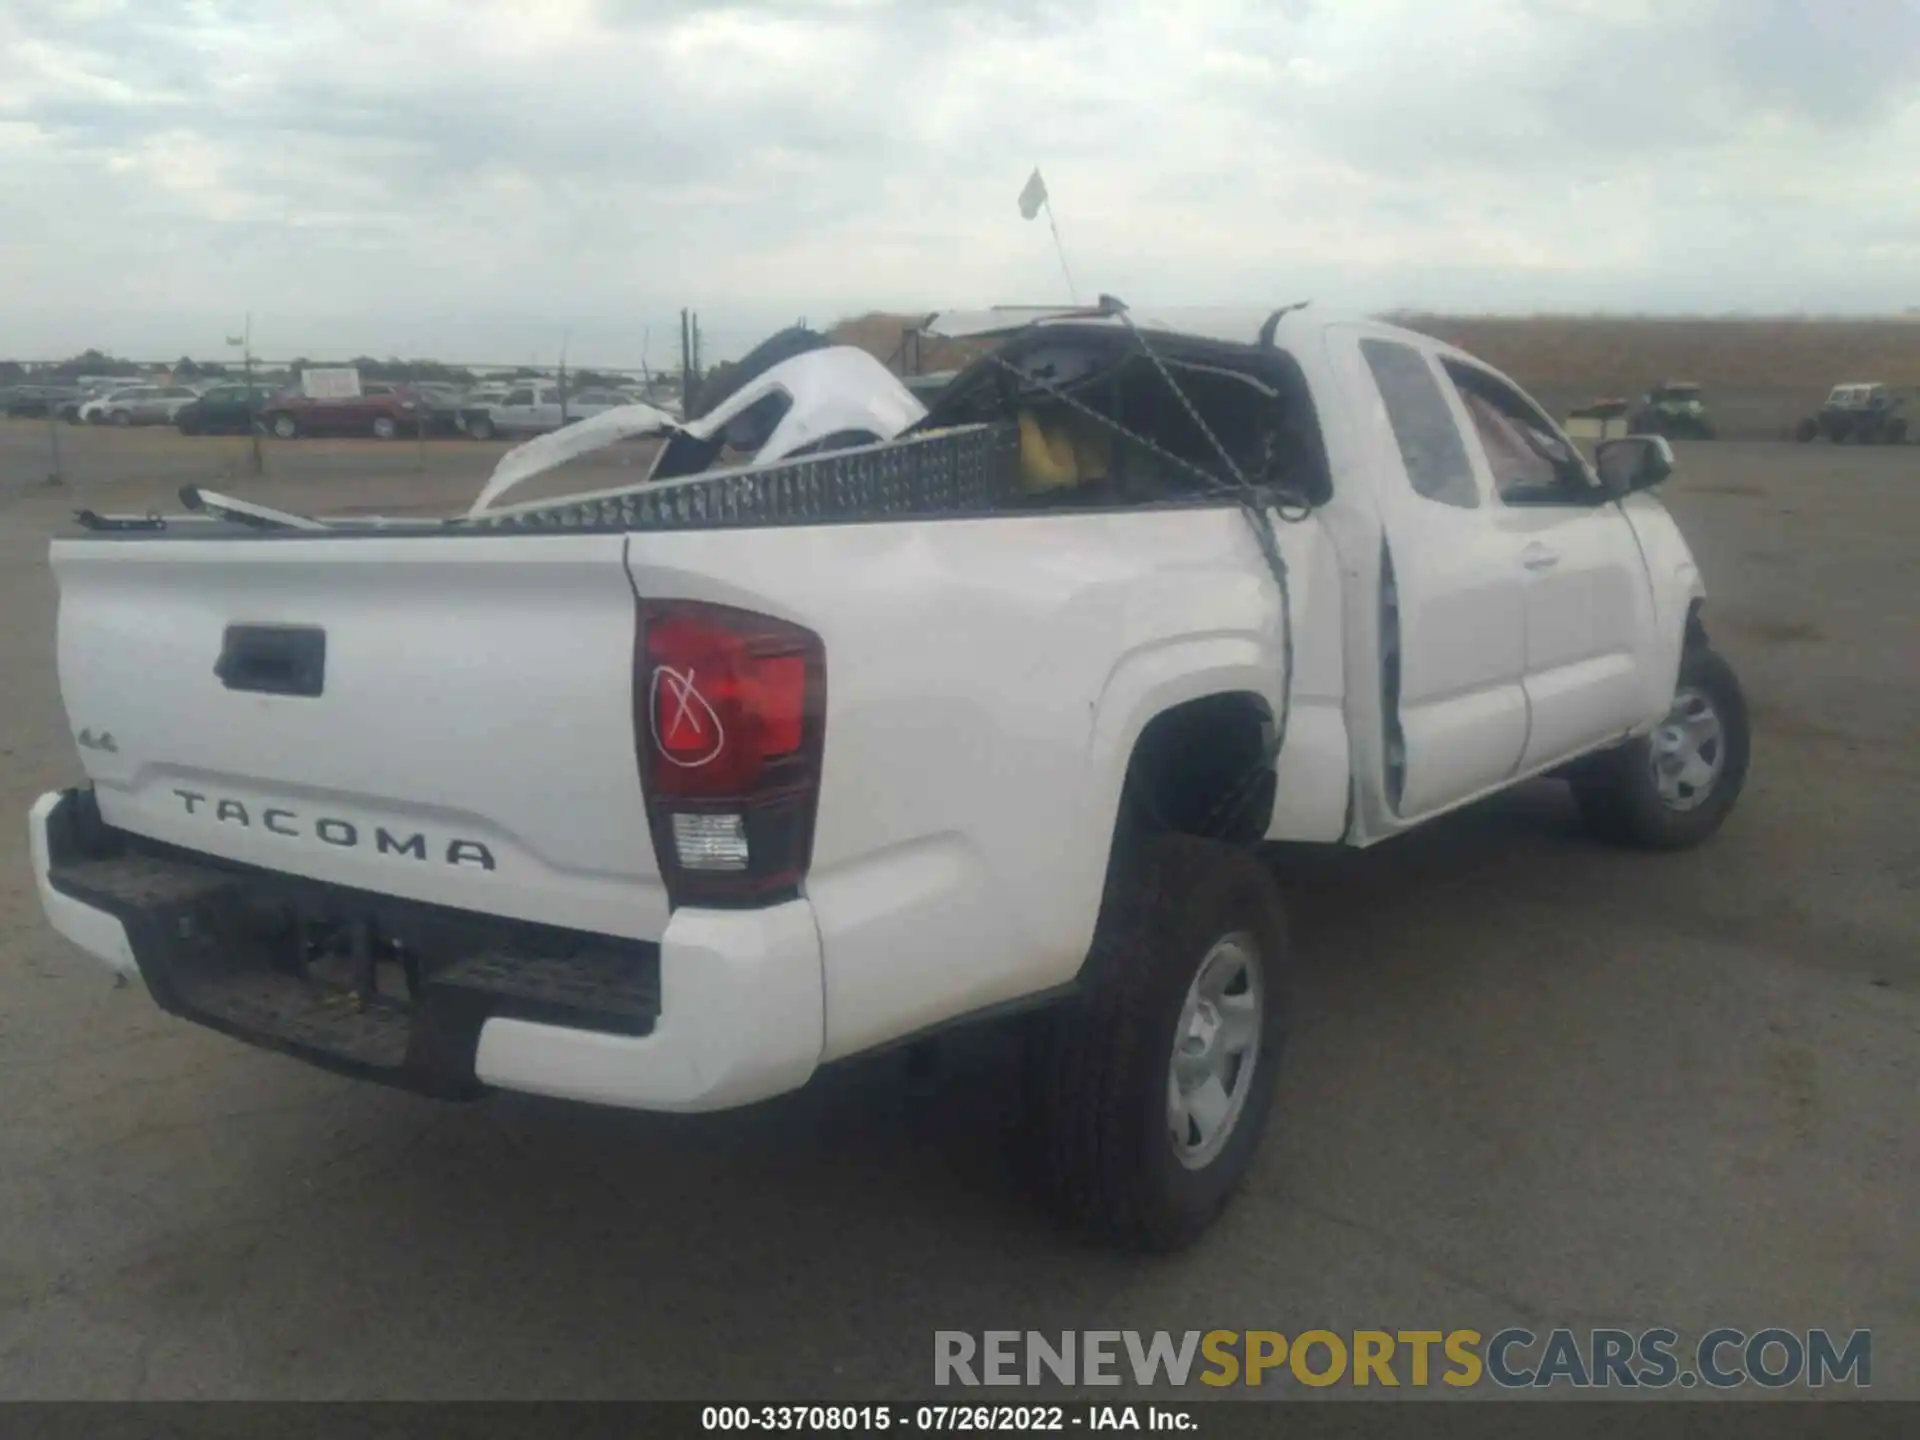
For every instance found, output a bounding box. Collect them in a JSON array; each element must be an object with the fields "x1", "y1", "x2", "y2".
[{"x1": 650, "y1": 665, "x2": 726, "y2": 767}]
